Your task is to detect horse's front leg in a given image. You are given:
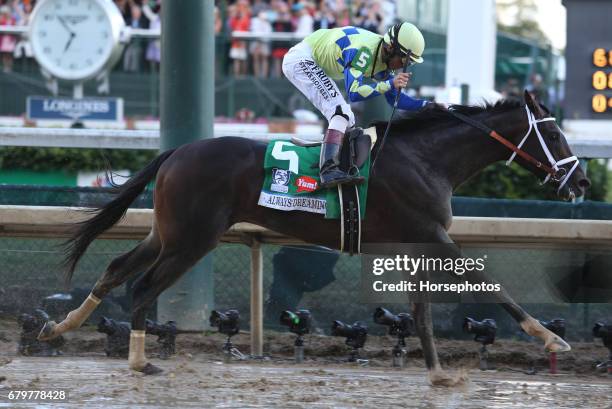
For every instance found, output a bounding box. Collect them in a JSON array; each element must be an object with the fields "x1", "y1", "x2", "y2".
[
  {"x1": 411, "y1": 301, "x2": 441, "y2": 370},
  {"x1": 434, "y1": 228, "x2": 570, "y2": 353},
  {"x1": 411, "y1": 275, "x2": 467, "y2": 386},
  {"x1": 501, "y1": 299, "x2": 570, "y2": 353}
]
